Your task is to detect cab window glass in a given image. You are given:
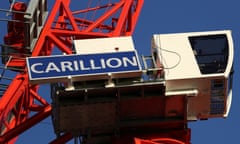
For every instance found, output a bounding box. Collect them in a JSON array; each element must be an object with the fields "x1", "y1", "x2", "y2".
[{"x1": 189, "y1": 34, "x2": 228, "y2": 74}]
